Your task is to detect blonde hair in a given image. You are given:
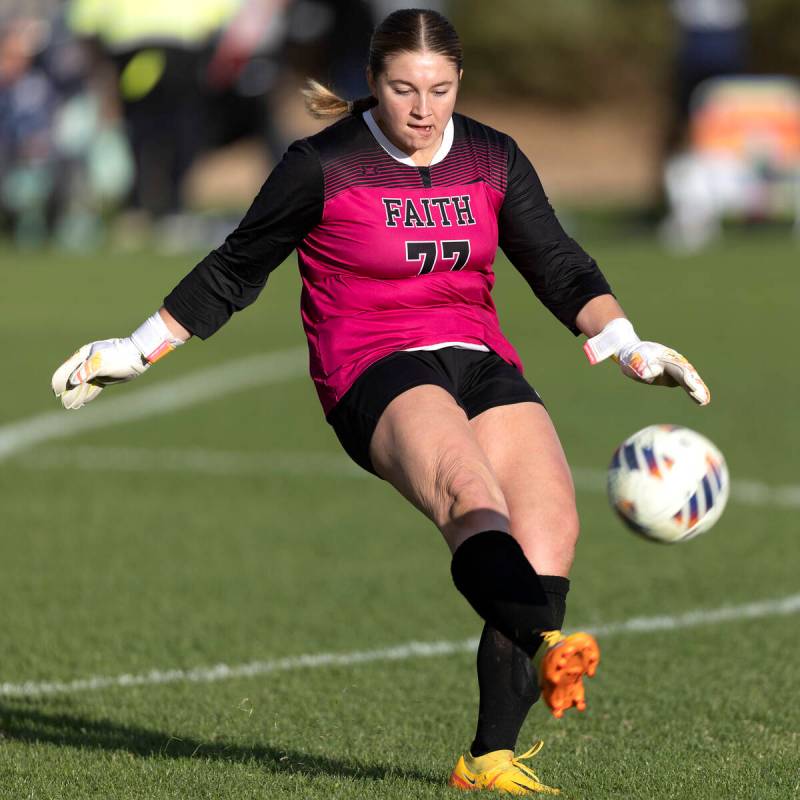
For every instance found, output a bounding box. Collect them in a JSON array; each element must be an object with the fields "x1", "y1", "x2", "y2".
[{"x1": 302, "y1": 78, "x2": 376, "y2": 120}]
